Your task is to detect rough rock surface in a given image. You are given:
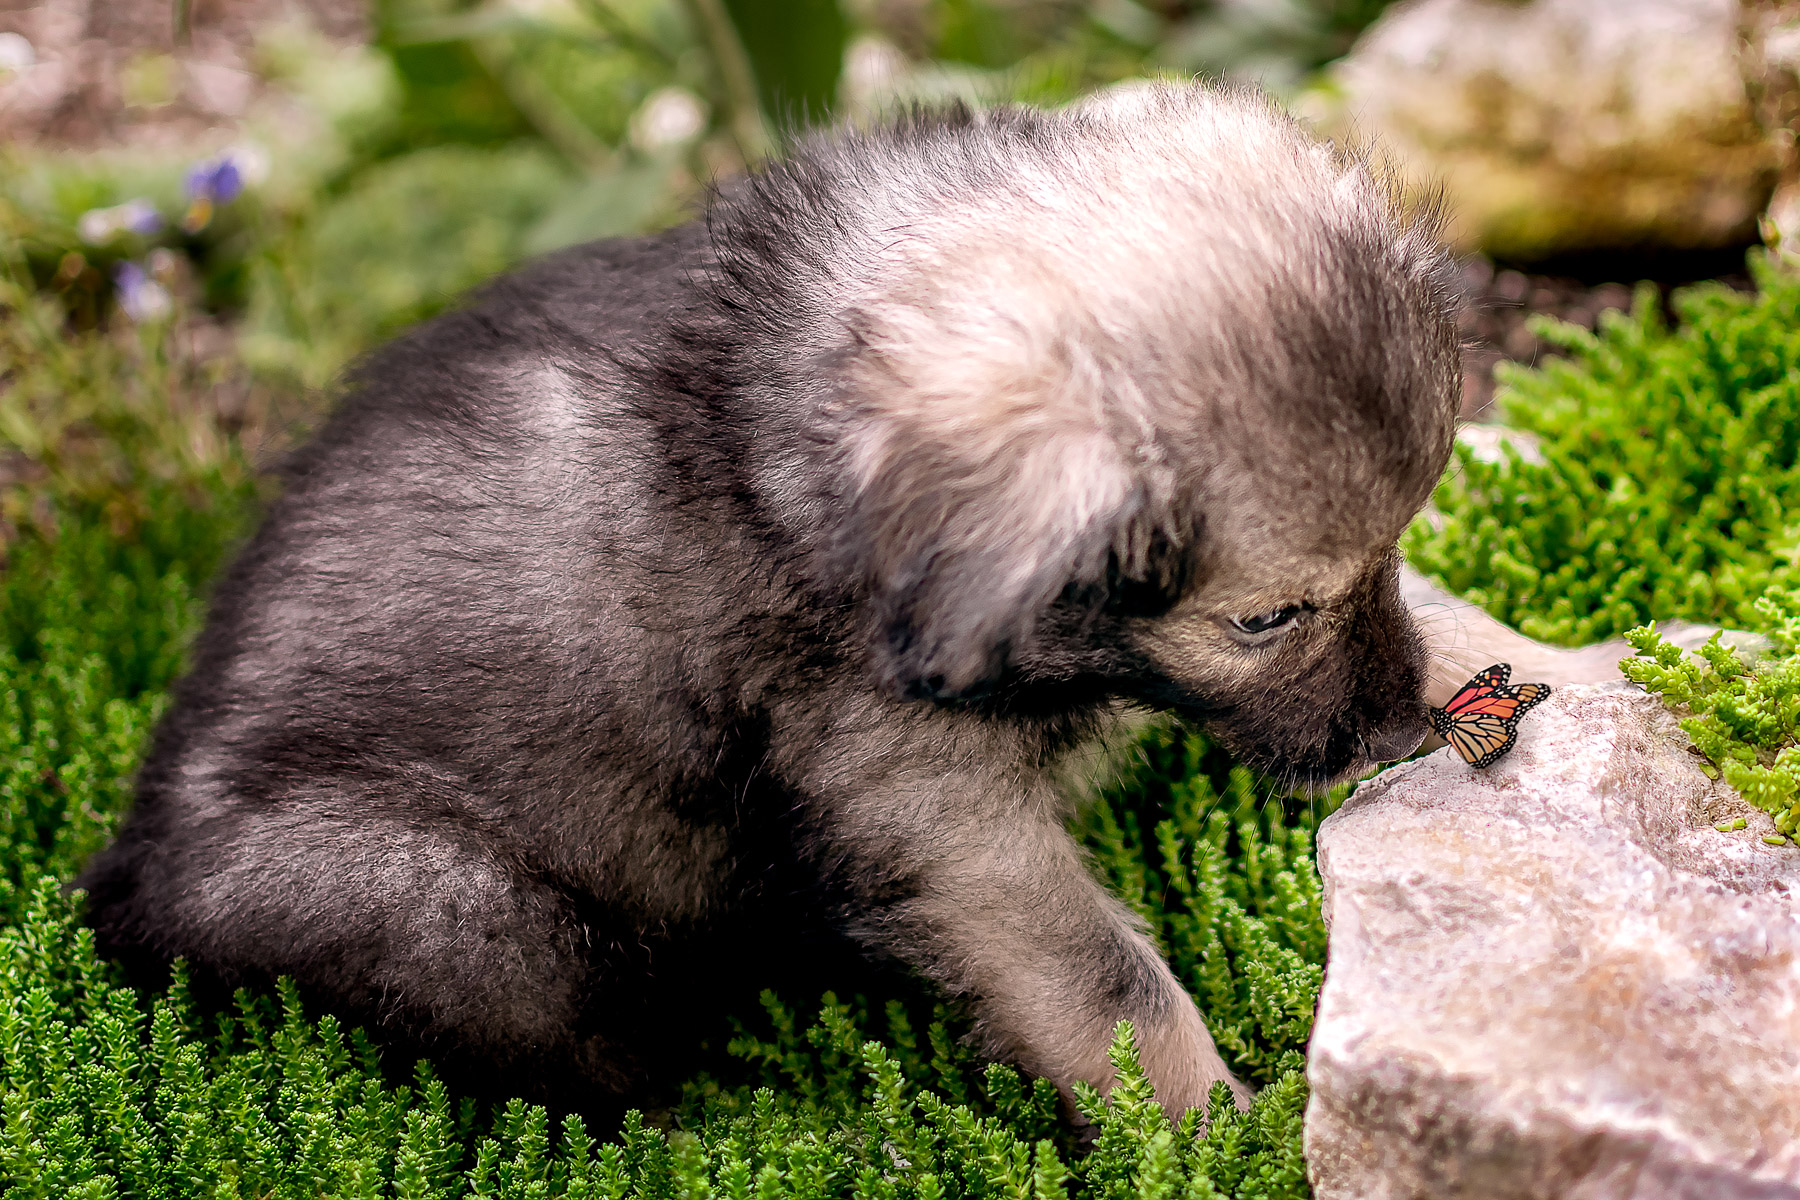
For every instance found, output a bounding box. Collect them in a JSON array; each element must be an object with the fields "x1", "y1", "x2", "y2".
[
  {"x1": 1307, "y1": 682, "x2": 1800, "y2": 1199},
  {"x1": 1317, "y1": 0, "x2": 1775, "y2": 260}
]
